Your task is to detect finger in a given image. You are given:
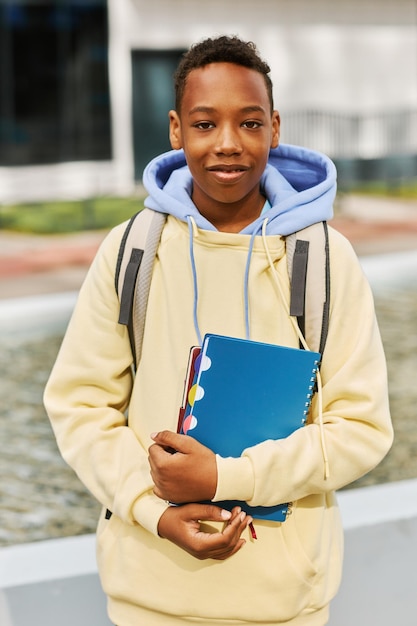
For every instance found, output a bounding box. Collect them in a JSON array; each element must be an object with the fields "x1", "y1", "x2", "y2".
[
  {"x1": 148, "y1": 447, "x2": 165, "y2": 480},
  {"x1": 223, "y1": 510, "x2": 252, "y2": 536},
  {"x1": 148, "y1": 438, "x2": 167, "y2": 461},
  {"x1": 187, "y1": 503, "x2": 232, "y2": 523},
  {"x1": 148, "y1": 442, "x2": 161, "y2": 463},
  {"x1": 151, "y1": 430, "x2": 192, "y2": 453},
  {"x1": 148, "y1": 440, "x2": 179, "y2": 469},
  {"x1": 197, "y1": 514, "x2": 251, "y2": 560},
  {"x1": 195, "y1": 504, "x2": 251, "y2": 547},
  {"x1": 218, "y1": 509, "x2": 256, "y2": 546},
  {"x1": 228, "y1": 506, "x2": 243, "y2": 520},
  {"x1": 169, "y1": 504, "x2": 250, "y2": 560},
  {"x1": 202, "y1": 536, "x2": 246, "y2": 561}
]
